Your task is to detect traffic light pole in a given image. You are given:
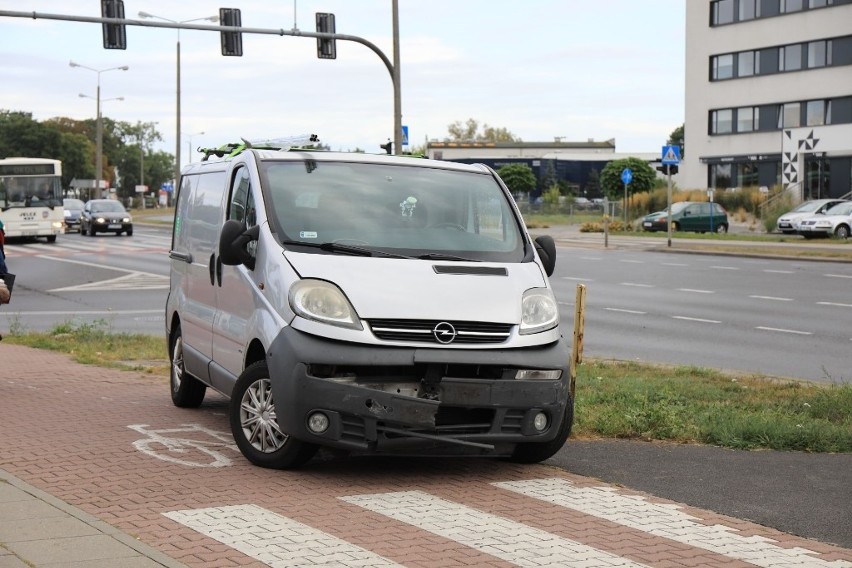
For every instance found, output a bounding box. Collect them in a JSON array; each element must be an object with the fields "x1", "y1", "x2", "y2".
[{"x1": 0, "y1": 9, "x2": 404, "y2": 155}]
